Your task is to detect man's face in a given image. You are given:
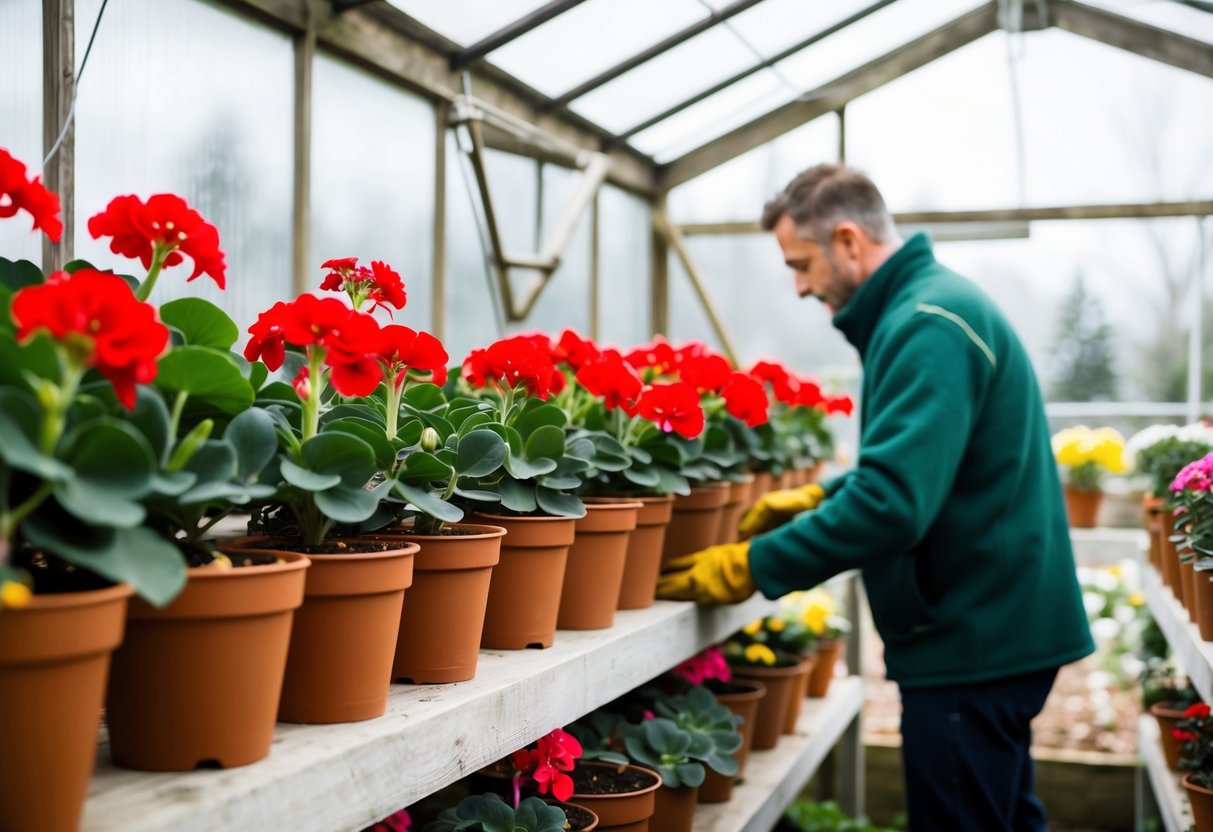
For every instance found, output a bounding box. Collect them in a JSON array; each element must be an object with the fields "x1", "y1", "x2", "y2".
[{"x1": 772, "y1": 214, "x2": 862, "y2": 311}]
